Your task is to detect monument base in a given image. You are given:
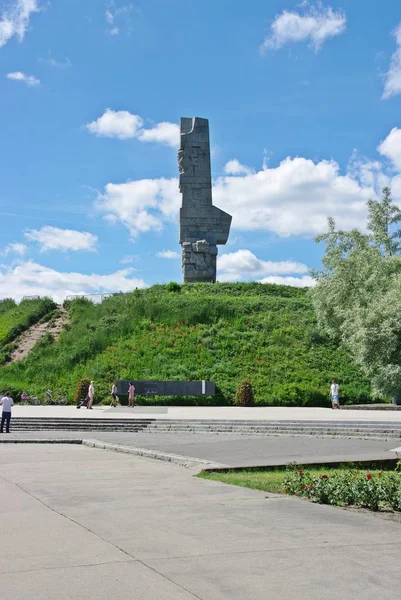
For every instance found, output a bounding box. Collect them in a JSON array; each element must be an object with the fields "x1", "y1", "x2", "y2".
[{"x1": 182, "y1": 240, "x2": 217, "y2": 283}]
